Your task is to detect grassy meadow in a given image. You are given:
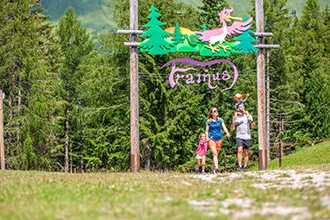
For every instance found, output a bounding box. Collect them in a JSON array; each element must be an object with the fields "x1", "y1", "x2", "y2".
[{"x1": 1, "y1": 142, "x2": 330, "y2": 220}]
